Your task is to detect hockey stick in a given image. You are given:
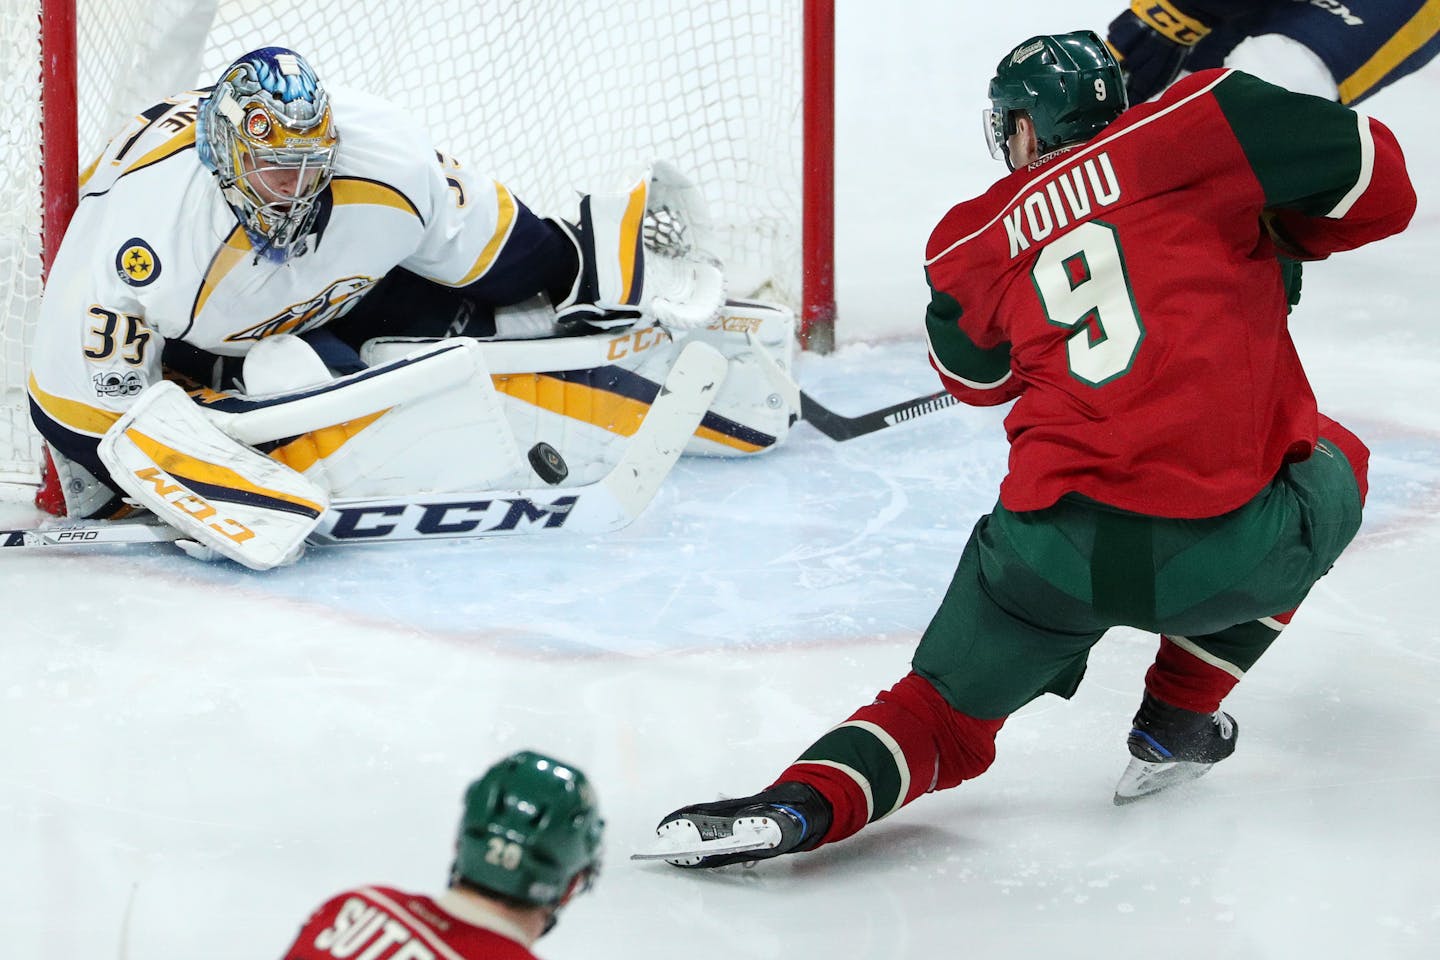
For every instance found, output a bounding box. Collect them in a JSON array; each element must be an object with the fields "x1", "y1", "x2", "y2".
[
  {"x1": 117, "y1": 881, "x2": 139, "y2": 960},
  {"x1": 2, "y1": 341, "x2": 727, "y2": 556},
  {"x1": 799, "y1": 388, "x2": 960, "y2": 441}
]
